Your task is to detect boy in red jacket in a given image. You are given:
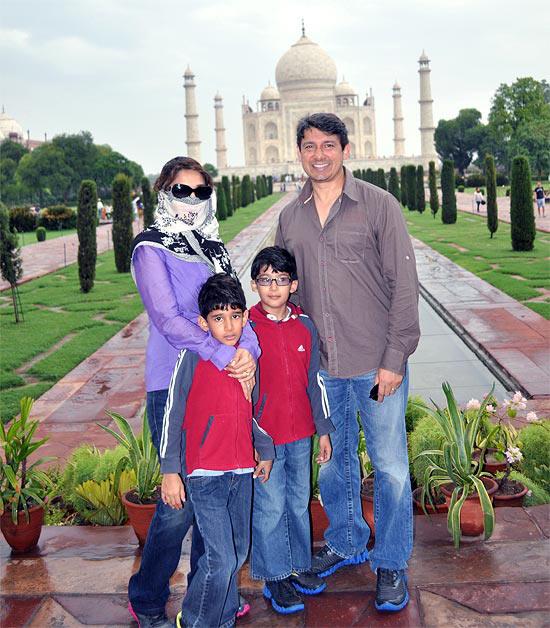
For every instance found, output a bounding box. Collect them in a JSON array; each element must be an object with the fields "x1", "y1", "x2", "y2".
[
  {"x1": 160, "y1": 273, "x2": 274, "y2": 628},
  {"x1": 249, "y1": 246, "x2": 334, "y2": 615}
]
